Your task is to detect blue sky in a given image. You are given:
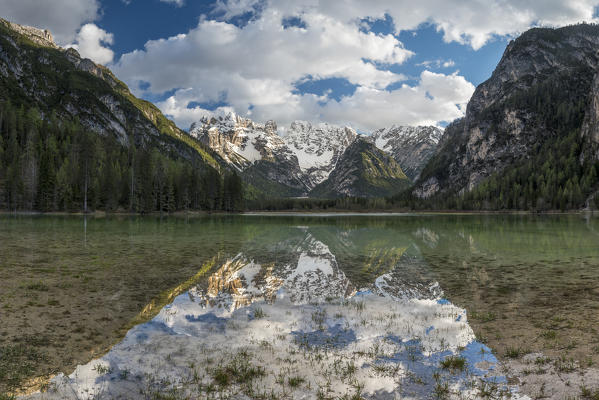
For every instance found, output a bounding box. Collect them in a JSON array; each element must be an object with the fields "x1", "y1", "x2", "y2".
[
  {"x1": 3, "y1": 0, "x2": 599, "y2": 132},
  {"x1": 97, "y1": 0, "x2": 507, "y2": 110}
]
